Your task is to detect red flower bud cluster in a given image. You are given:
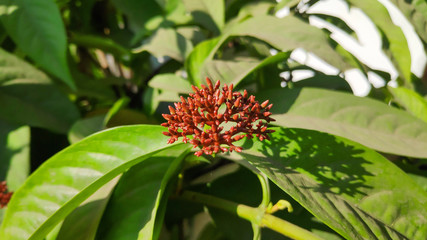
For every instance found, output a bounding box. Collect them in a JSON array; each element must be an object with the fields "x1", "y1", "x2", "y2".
[
  {"x1": 162, "y1": 78, "x2": 275, "y2": 156},
  {"x1": 0, "y1": 181, "x2": 12, "y2": 208}
]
